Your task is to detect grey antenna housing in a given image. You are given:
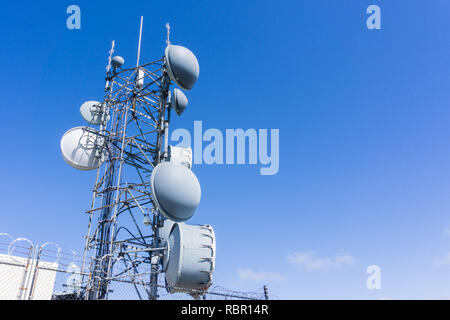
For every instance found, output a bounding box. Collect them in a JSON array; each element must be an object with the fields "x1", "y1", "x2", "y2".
[
  {"x1": 165, "y1": 45, "x2": 199, "y2": 90},
  {"x1": 150, "y1": 162, "x2": 201, "y2": 222},
  {"x1": 111, "y1": 56, "x2": 125, "y2": 69},
  {"x1": 165, "y1": 223, "x2": 215, "y2": 292},
  {"x1": 170, "y1": 88, "x2": 188, "y2": 116}
]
